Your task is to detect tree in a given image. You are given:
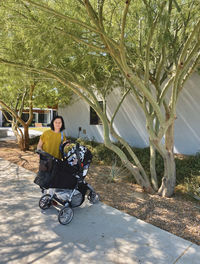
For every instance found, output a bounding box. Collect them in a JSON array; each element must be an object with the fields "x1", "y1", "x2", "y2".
[
  {"x1": 0, "y1": 1, "x2": 73, "y2": 151},
  {"x1": 0, "y1": 0, "x2": 199, "y2": 196},
  {"x1": 0, "y1": 66, "x2": 72, "y2": 150},
  {"x1": 0, "y1": 65, "x2": 36, "y2": 150}
]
